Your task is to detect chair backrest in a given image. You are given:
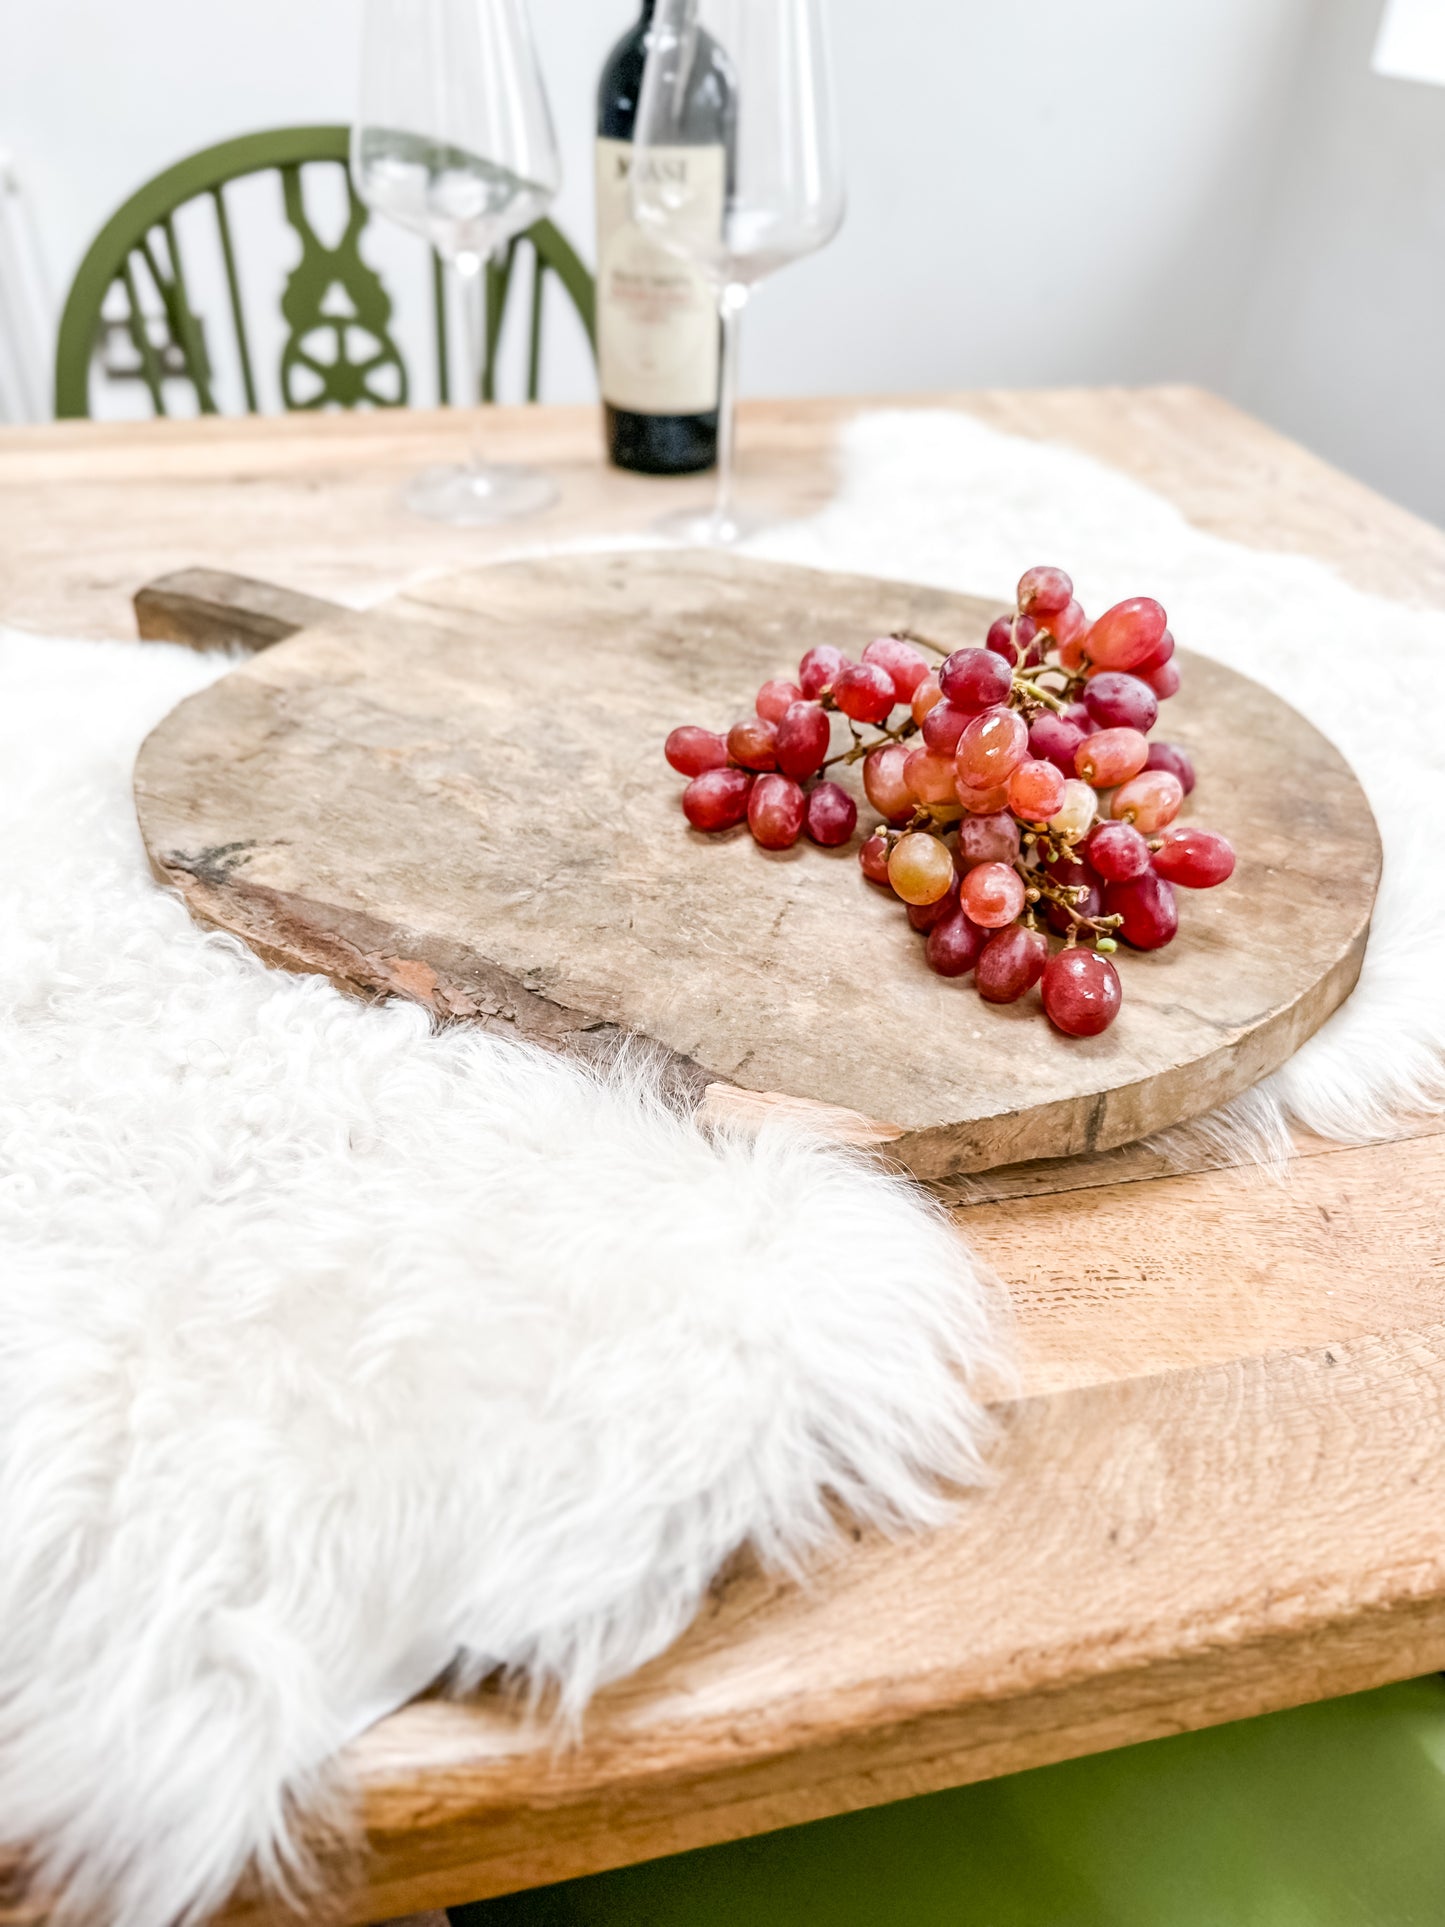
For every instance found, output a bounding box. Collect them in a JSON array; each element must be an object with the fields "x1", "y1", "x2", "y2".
[{"x1": 54, "y1": 125, "x2": 595, "y2": 420}]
